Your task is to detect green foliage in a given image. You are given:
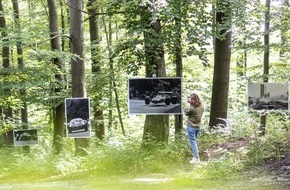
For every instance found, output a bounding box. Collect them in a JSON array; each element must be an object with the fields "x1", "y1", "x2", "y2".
[
  {"x1": 0, "y1": 65, "x2": 68, "y2": 109},
  {"x1": 246, "y1": 115, "x2": 290, "y2": 166},
  {"x1": 0, "y1": 132, "x2": 243, "y2": 181},
  {"x1": 0, "y1": 1, "x2": 290, "y2": 189}
]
